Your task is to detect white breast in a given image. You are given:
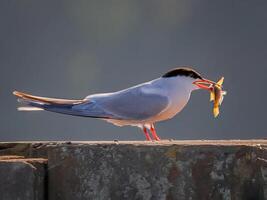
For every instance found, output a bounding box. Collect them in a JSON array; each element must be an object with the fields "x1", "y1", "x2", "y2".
[{"x1": 149, "y1": 78, "x2": 192, "y2": 122}]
